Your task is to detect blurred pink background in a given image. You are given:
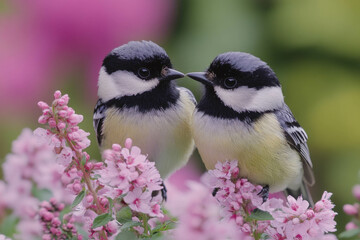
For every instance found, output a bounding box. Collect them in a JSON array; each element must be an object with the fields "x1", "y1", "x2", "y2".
[{"x1": 0, "y1": 0, "x2": 175, "y2": 114}]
